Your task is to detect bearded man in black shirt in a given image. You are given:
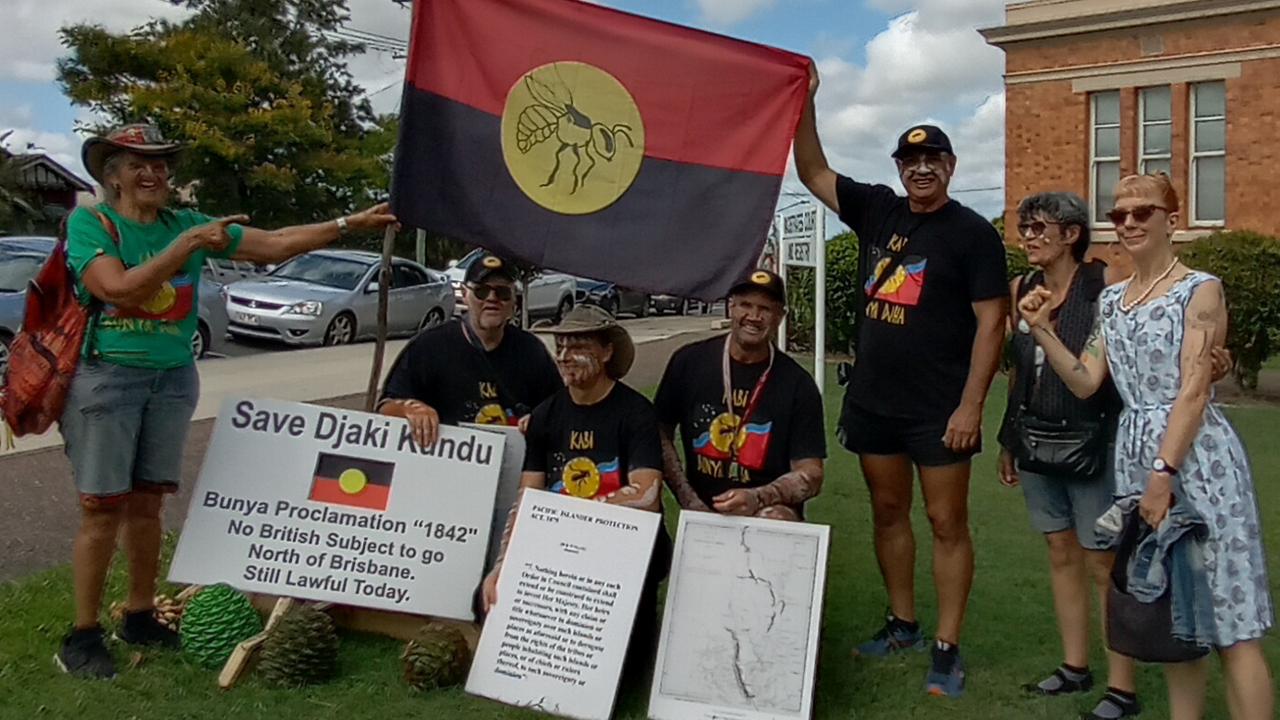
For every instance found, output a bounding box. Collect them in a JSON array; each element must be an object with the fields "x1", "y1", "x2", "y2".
[
  {"x1": 378, "y1": 253, "x2": 560, "y2": 446},
  {"x1": 793, "y1": 63, "x2": 1008, "y2": 698},
  {"x1": 654, "y1": 270, "x2": 826, "y2": 521}
]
